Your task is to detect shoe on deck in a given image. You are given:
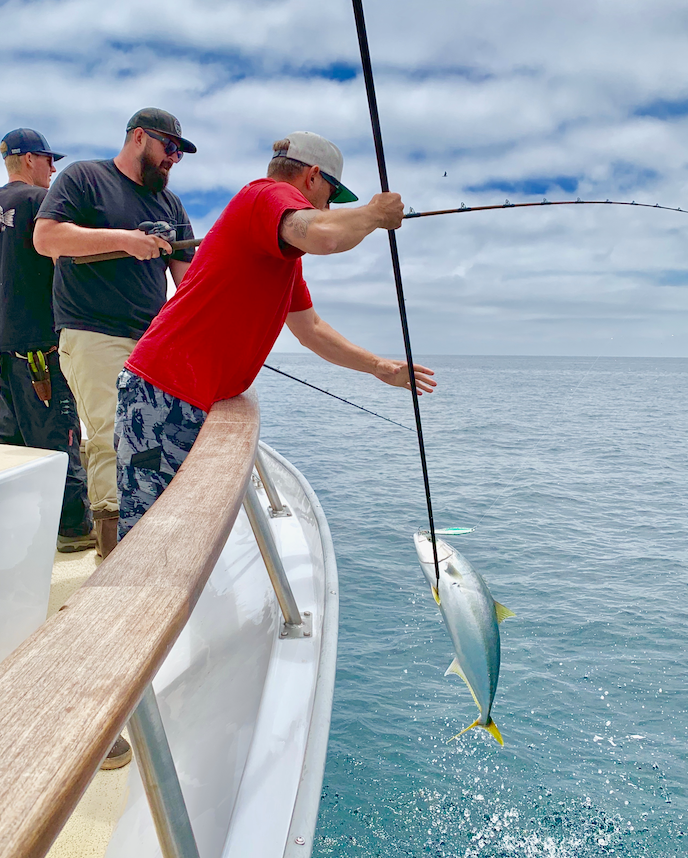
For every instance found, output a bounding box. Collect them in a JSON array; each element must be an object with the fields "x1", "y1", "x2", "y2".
[
  {"x1": 93, "y1": 511, "x2": 119, "y2": 559},
  {"x1": 100, "y1": 735, "x2": 132, "y2": 770},
  {"x1": 56, "y1": 530, "x2": 97, "y2": 553}
]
